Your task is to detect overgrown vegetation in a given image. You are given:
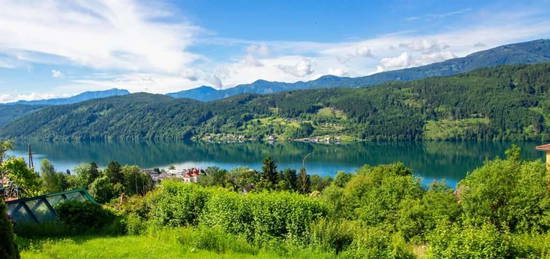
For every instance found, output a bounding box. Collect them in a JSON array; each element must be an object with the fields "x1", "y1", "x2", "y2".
[
  {"x1": 2, "y1": 63, "x2": 550, "y2": 142},
  {"x1": 1, "y1": 143, "x2": 548, "y2": 258}
]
